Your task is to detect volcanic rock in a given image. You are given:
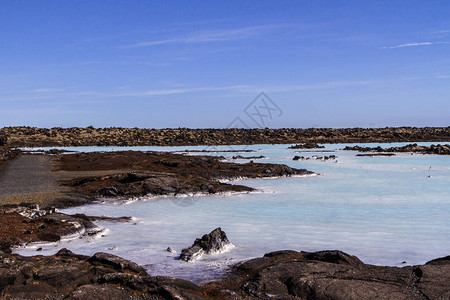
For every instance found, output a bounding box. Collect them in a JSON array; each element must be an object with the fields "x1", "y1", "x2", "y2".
[
  {"x1": 3, "y1": 126, "x2": 450, "y2": 147},
  {"x1": 0, "y1": 249, "x2": 203, "y2": 299},
  {"x1": 202, "y1": 250, "x2": 450, "y2": 299},
  {"x1": 179, "y1": 227, "x2": 232, "y2": 262},
  {"x1": 0, "y1": 135, "x2": 7, "y2": 146},
  {"x1": 344, "y1": 143, "x2": 450, "y2": 155},
  {"x1": 288, "y1": 143, "x2": 325, "y2": 149}
]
